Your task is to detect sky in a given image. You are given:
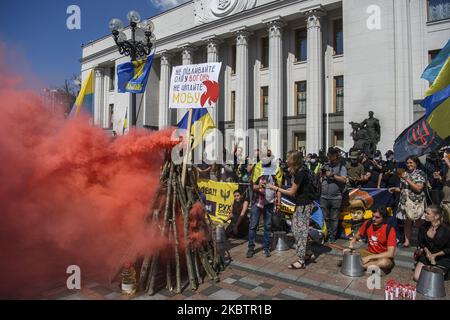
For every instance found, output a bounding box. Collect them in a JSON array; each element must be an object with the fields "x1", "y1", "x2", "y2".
[{"x1": 0, "y1": 0, "x2": 188, "y2": 88}]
